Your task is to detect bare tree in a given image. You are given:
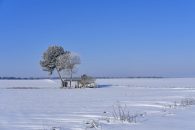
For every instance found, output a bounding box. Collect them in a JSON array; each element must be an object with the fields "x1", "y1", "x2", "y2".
[{"x1": 40, "y1": 45, "x2": 69, "y2": 87}]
